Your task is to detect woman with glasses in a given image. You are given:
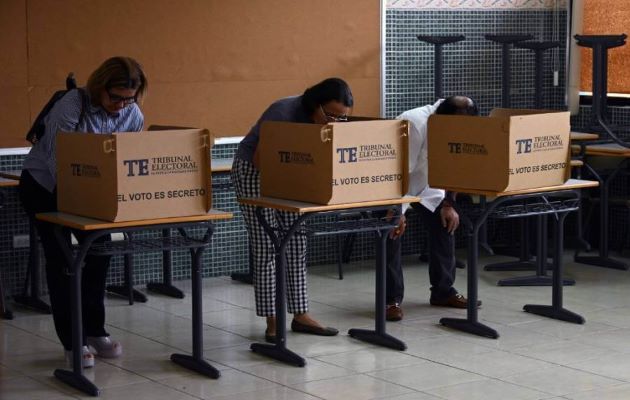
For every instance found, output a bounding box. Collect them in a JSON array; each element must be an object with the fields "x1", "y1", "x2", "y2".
[
  {"x1": 20, "y1": 56, "x2": 147, "y2": 368},
  {"x1": 232, "y1": 77, "x2": 353, "y2": 342}
]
